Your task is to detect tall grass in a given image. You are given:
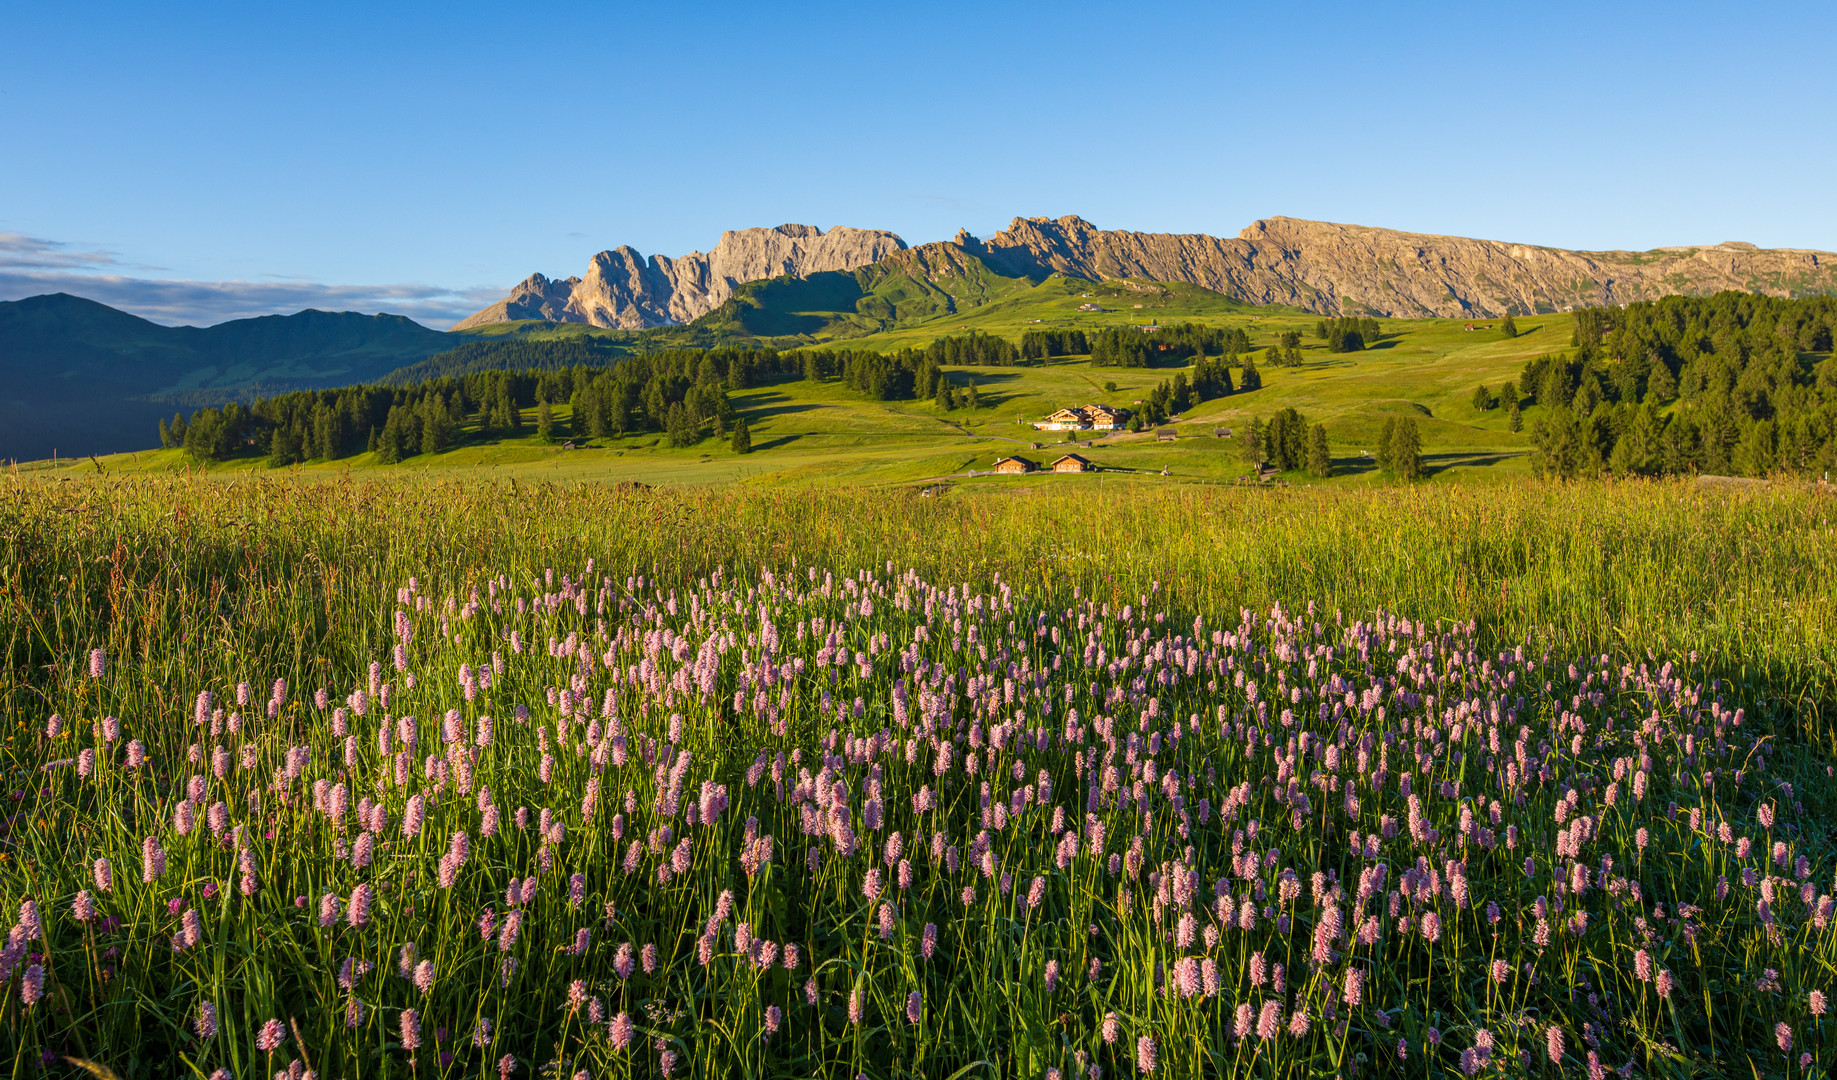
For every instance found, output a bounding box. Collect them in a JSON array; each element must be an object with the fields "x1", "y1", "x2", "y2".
[
  {"x1": 0, "y1": 476, "x2": 1834, "y2": 1078},
  {"x1": 5, "y1": 477, "x2": 1833, "y2": 726}
]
